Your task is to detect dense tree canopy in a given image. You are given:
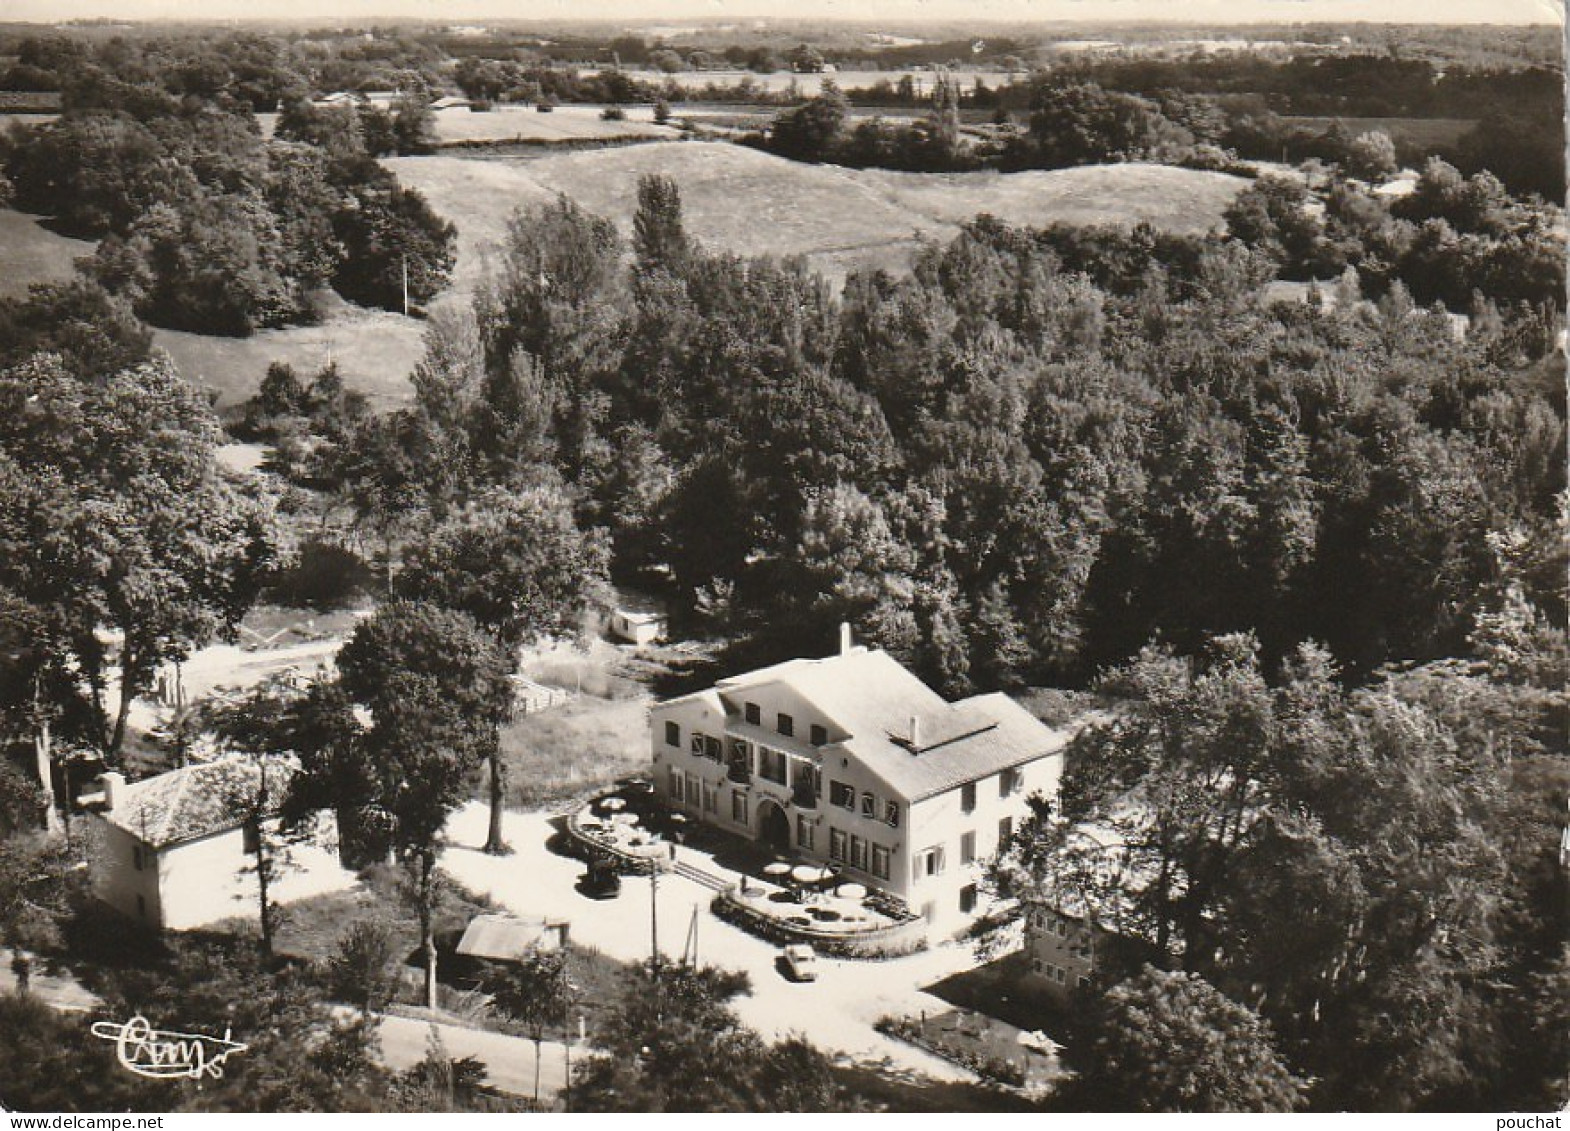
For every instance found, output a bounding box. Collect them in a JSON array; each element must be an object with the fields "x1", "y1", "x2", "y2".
[{"x1": 0, "y1": 353, "x2": 279, "y2": 759}]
